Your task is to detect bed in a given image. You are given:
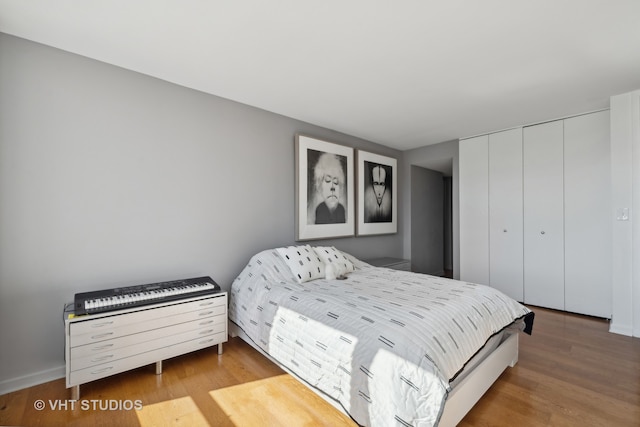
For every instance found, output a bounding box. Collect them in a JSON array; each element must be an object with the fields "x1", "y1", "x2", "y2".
[{"x1": 228, "y1": 246, "x2": 534, "y2": 426}]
